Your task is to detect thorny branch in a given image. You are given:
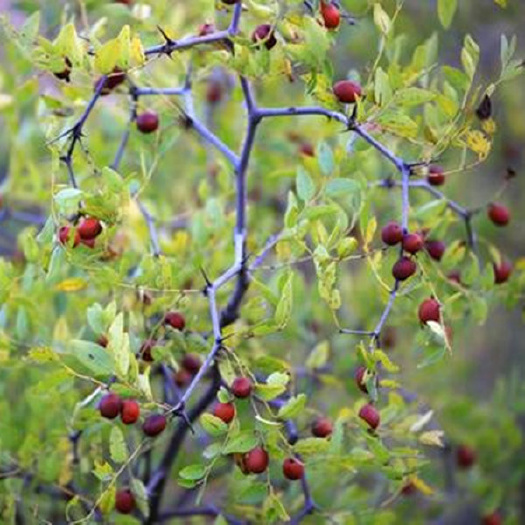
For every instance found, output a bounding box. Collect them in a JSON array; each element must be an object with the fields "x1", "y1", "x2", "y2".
[{"x1": 41, "y1": 3, "x2": 488, "y2": 522}]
